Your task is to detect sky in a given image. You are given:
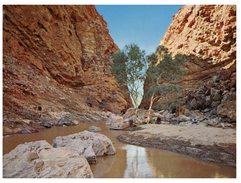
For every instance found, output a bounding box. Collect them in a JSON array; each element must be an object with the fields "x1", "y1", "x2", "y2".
[{"x1": 96, "y1": 5, "x2": 183, "y2": 55}]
